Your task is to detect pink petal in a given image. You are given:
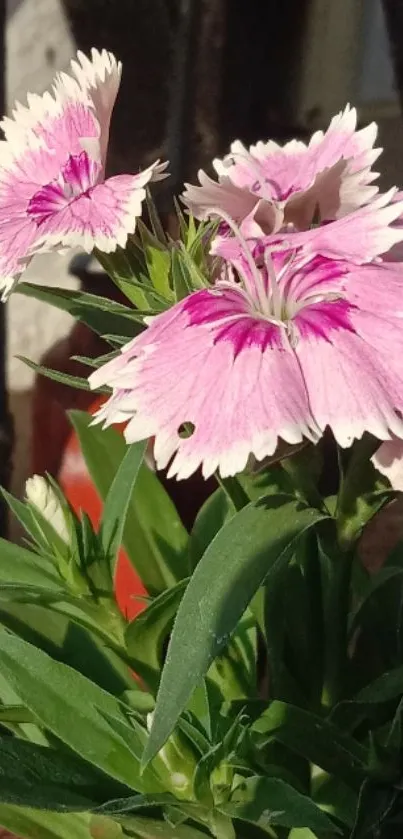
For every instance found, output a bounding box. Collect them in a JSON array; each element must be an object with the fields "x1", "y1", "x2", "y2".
[
  {"x1": 0, "y1": 139, "x2": 60, "y2": 295},
  {"x1": 90, "y1": 288, "x2": 318, "y2": 479},
  {"x1": 34, "y1": 172, "x2": 152, "y2": 253},
  {"x1": 268, "y1": 191, "x2": 403, "y2": 263},
  {"x1": 186, "y1": 105, "x2": 380, "y2": 234},
  {"x1": 303, "y1": 105, "x2": 380, "y2": 219},
  {"x1": 251, "y1": 105, "x2": 380, "y2": 216},
  {"x1": 342, "y1": 260, "x2": 403, "y2": 318},
  {"x1": 182, "y1": 171, "x2": 260, "y2": 221},
  {"x1": 295, "y1": 302, "x2": 403, "y2": 446},
  {"x1": 1, "y1": 49, "x2": 122, "y2": 174},
  {"x1": 70, "y1": 49, "x2": 122, "y2": 169},
  {"x1": 372, "y1": 438, "x2": 403, "y2": 491}
]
